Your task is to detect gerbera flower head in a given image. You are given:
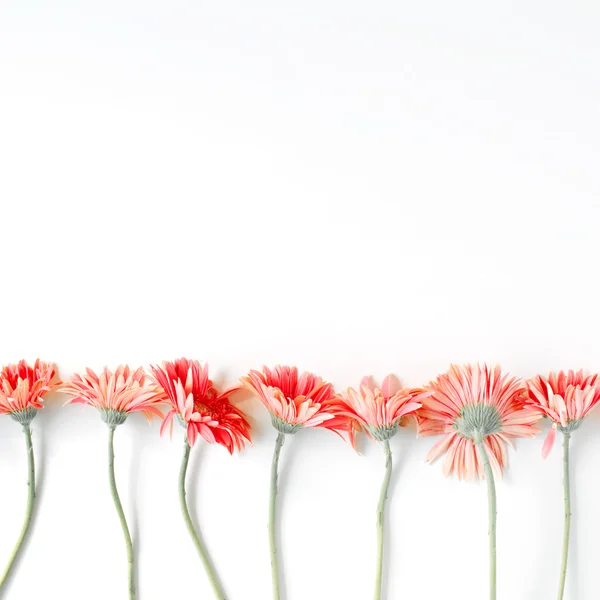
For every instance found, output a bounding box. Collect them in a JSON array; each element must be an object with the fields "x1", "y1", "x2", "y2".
[
  {"x1": 525, "y1": 370, "x2": 600, "y2": 458},
  {"x1": 0, "y1": 359, "x2": 58, "y2": 425},
  {"x1": 150, "y1": 358, "x2": 251, "y2": 453},
  {"x1": 241, "y1": 365, "x2": 347, "y2": 435},
  {"x1": 62, "y1": 365, "x2": 164, "y2": 427},
  {"x1": 418, "y1": 363, "x2": 540, "y2": 480},
  {"x1": 335, "y1": 374, "x2": 430, "y2": 447}
]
